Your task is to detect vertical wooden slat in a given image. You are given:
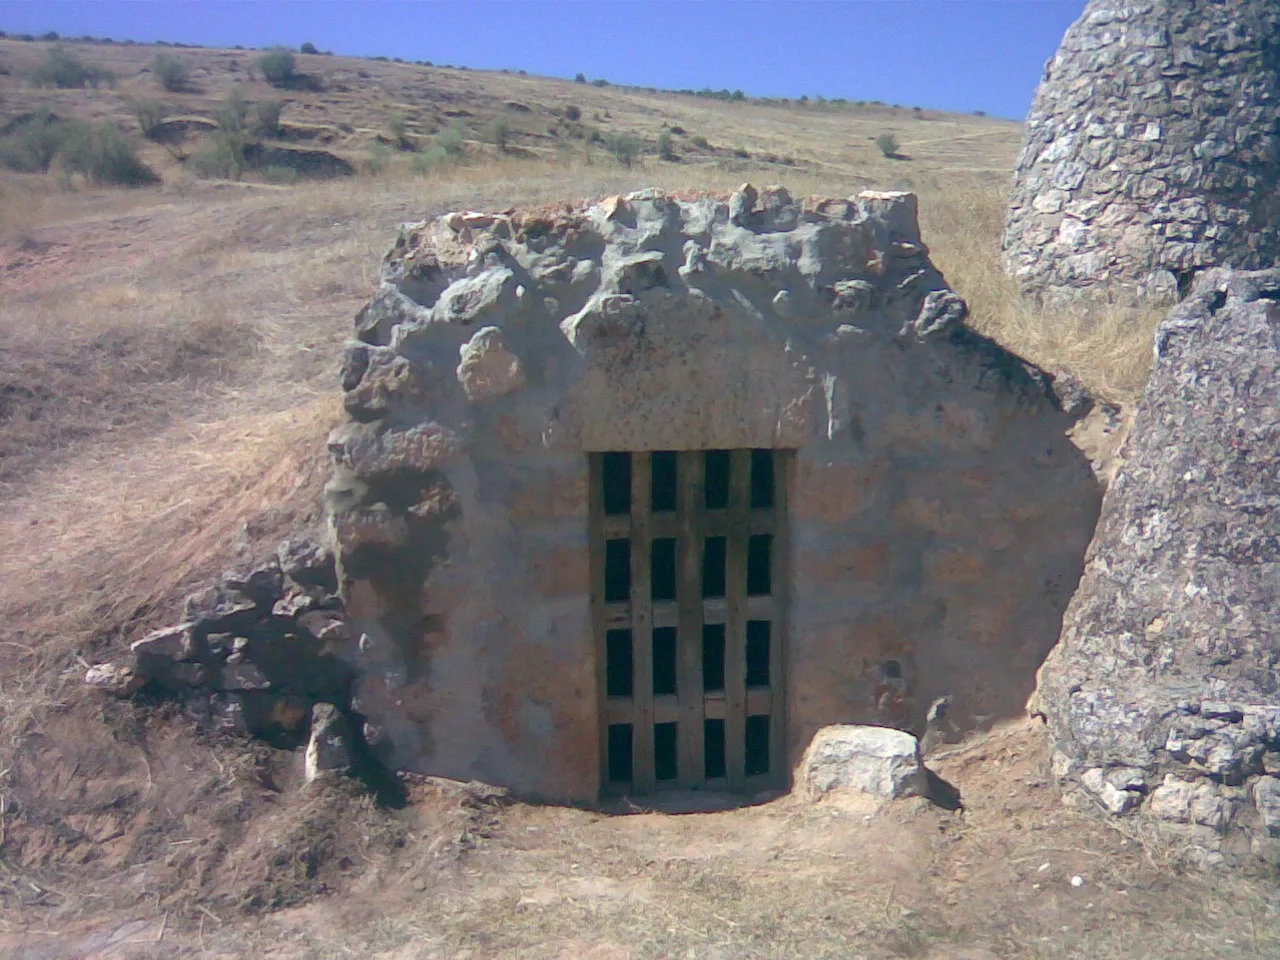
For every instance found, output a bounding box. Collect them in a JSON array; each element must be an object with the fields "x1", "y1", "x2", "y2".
[
  {"x1": 676, "y1": 452, "x2": 706, "y2": 788},
  {"x1": 769, "y1": 450, "x2": 790, "y2": 789},
  {"x1": 630, "y1": 454, "x2": 655, "y2": 793},
  {"x1": 724, "y1": 449, "x2": 751, "y2": 791},
  {"x1": 588, "y1": 455, "x2": 609, "y2": 794}
]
